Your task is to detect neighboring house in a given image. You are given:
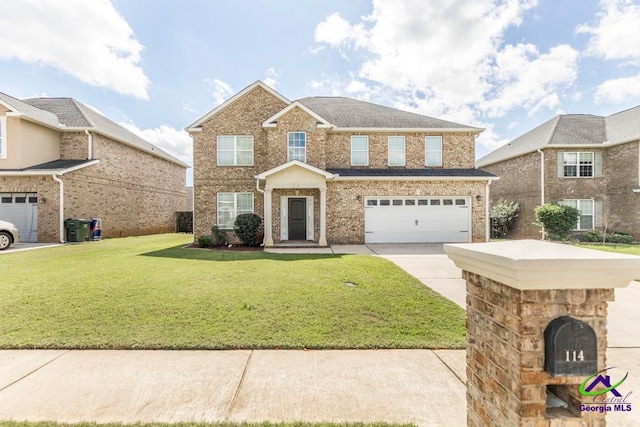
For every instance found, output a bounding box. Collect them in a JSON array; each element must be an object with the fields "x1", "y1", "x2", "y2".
[
  {"x1": 477, "y1": 106, "x2": 640, "y2": 239},
  {"x1": 187, "y1": 81, "x2": 496, "y2": 246},
  {"x1": 0, "y1": 92, "x2": 188, "y2": 243}
]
